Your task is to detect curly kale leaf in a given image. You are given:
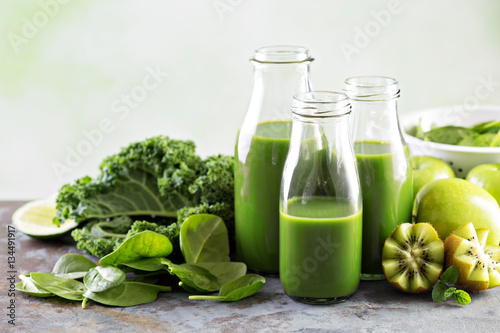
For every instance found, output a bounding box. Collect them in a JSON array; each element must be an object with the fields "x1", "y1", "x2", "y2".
[
  {"x1": 71, "y1": 216, "x2": 133, "y2": 258},
  {"x1": 55, "y1": 136, "x2": 203, "y2": 224},
  {"x1": 188, "y1": 154, "x2": 234, "y2": 206},
  {"x1": 57, "y1": 135, "x2": 235, "y2": 255},
  {"x1": 175, "y1": 154, "x2": 234, "y2": 237},
  {"x1": 72, "y1": 217, "x2": 181, "y2": 259}
]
